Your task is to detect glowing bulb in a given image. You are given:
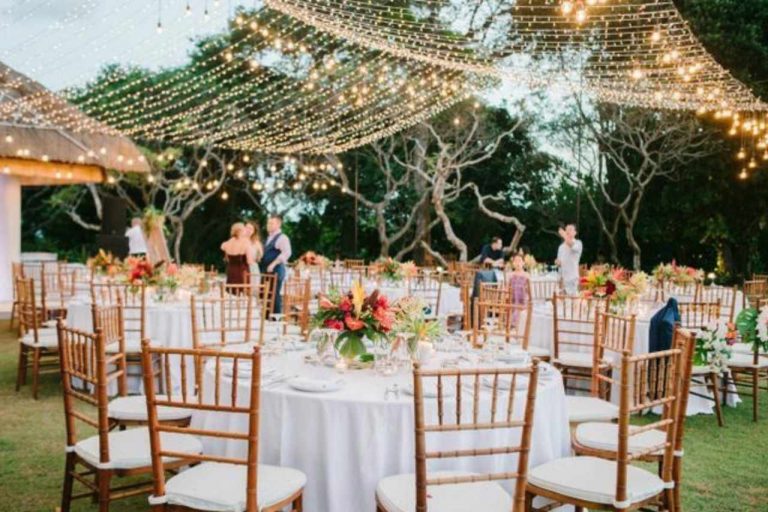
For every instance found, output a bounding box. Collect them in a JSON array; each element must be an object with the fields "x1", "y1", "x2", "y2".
[
  {"x1": 749, "y1": 158, "x2": 757, "y2": 169},
  {"x1": 147, "y1": 175, "x2": 155, "y2": 183},
  {"x1": 4, "y1": 135, "x2": 12, "y2": 143},
  {"x1": 650, "y1": 30, "x2": 661, "y2": 42},
  {"x1": 561, "y1": 1, "x2": 573, "y2": 15},
  {"x1": 575, "y1": 8, "x2": 587, "y2": 24},
  {"x1": 736, "y1": 148, "x2": 746, "y2": 160},
  {"x1": 739, "y1": 168, "x2": 748, "y2": 180},
  {"x1": 221, "y1": 191, "x2": 229, "y2": 200}
]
